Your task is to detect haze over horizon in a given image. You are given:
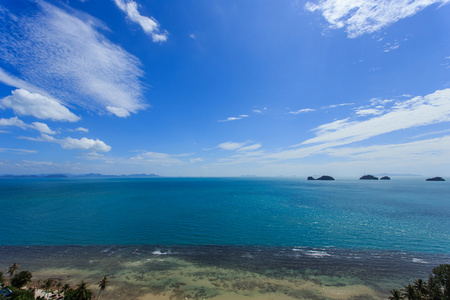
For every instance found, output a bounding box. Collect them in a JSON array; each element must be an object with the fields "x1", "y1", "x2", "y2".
[{"x1": 1, "y1": 0, "x2": 450, "y2": 177}]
